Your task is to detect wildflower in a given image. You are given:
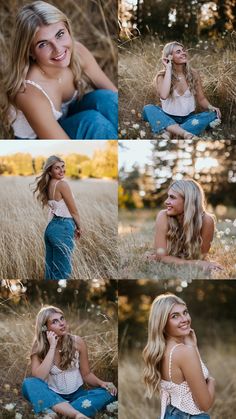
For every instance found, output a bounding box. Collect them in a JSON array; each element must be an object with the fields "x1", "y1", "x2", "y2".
[
  {"x1": 132, "y1": 123, "x2": 140, "y2": 129},
  {"x1": 15, "y1": 413, "x2": 23, "y2": 419},
  {"x1": 124, "y1": 121, "x2": 130, "y2": 126},
  {"x1": 225, "y1": 245, "x2": 230, "y2": 251},
  {"x1": 106, "y1": 401, "x2": 118, "y2": 413},
  {"x1": 5, "y1": 403, "x2": 15, "y2": 411},
  {"x1": 137, "y1": 112, "x2": 142, "y2": 118},
  {"x1": 131, "y1": 109, "x2": 136, "y2": 114},
  {"x1": 209, "y1": 119, "x2": 221, "y2": 128},
  {"x1": 140, "y1": 130, "x2": 146, "y2": 138},
  {"x1": 81, "y1": 399, "x2": 92, "y2": 408},
  {"x1": 4, "y1": 384, "x2": 10, "y2": 391},
  {"x1": 191, "y1": 119, "x2": 199, "y2": 126},
  {"x1": 225, "y1": 228, "x2": 230, "y2": 235},
  {"x1": 120, "y1": 129, "x2": 127, "y2": 136}
]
